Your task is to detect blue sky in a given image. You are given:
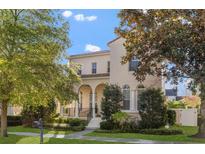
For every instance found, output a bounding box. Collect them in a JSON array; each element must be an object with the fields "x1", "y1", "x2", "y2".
[{"x1": 61, "y1": 9, "x2": 120, "y2": 56}]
